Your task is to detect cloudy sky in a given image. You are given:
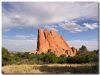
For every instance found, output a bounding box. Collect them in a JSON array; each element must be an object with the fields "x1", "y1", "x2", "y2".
[{"x1": 2, "y1": 2, "x2": 99, "y2": 52}]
